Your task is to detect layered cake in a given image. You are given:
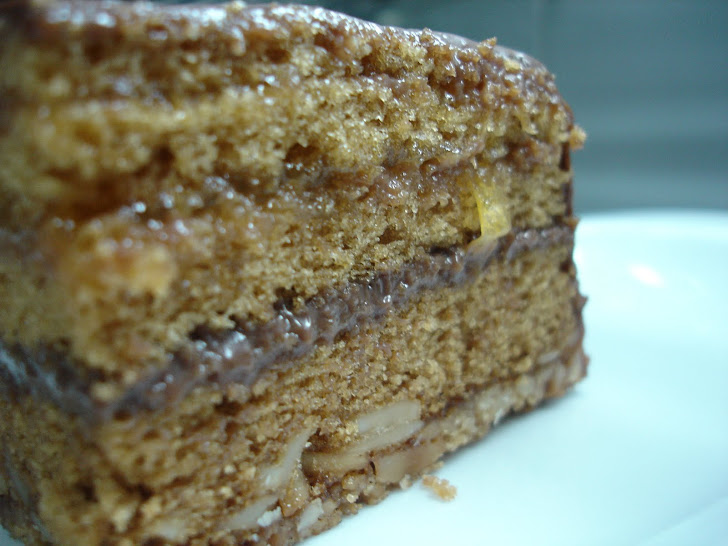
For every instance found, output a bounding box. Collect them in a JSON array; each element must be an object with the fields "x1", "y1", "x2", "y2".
[{"x1": 0, "y1": 1, "x2": 587, "y2": 544}]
